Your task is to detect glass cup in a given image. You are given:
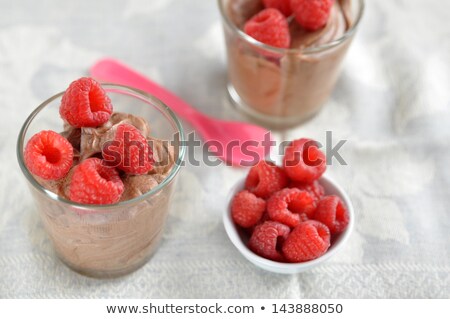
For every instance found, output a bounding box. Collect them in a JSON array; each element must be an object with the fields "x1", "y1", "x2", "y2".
[
  {"x1": 17, "y1": 84, "x2": 186, "y2": 278},
  {"x1": 218, "y1": 0, "x2": 365, "y2": 128}
]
